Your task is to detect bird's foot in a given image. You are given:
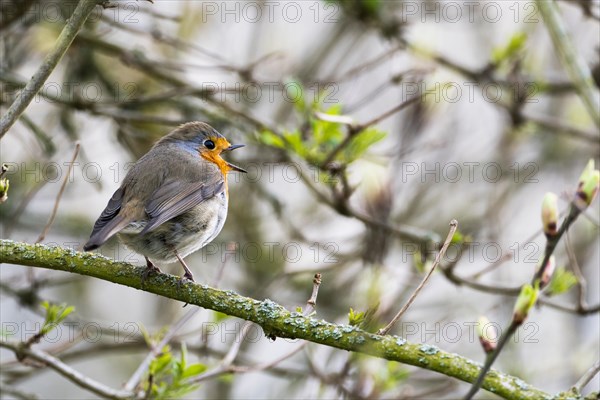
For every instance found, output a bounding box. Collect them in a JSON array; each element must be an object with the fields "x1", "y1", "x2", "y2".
[
  {"x1": 176, "y1": 272, "x2": 194, "y2": 307},
  {"x1": 176, "y1": 272, "x2": 194, "y2": 290},
  {"x1": 141, "y1": 258, "x2": 162, "y2": 284},
  {"x1": 173, "y1": 251, "x2": 194, "y2": 284},
  {"x1": 183, "y1": 271, "x2": 195, "y2": 282},
  {"x1": 172, "y1": 250, "x2": 194, "y2": 306}
]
